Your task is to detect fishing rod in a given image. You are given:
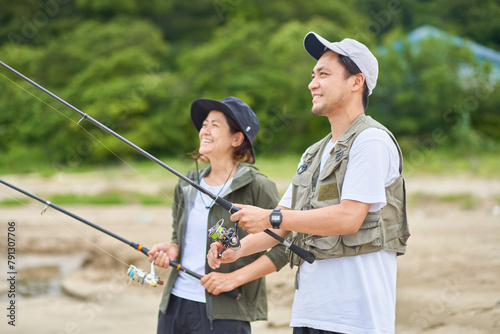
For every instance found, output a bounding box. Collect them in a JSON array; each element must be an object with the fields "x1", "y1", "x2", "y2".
[
  {"x1": 0, "y1": 178, "x2": 241, "y2": 299},
  {"x1": 0, "y1": 60, "x2": 315, "y2": 264}
]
